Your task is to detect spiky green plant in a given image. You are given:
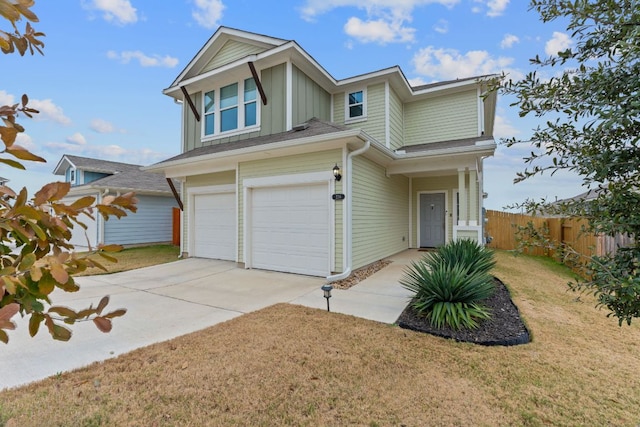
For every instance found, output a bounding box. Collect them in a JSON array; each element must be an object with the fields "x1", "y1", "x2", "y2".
[{"x1": 401, "y1": 240, "x2": 496, "y2": 330}]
